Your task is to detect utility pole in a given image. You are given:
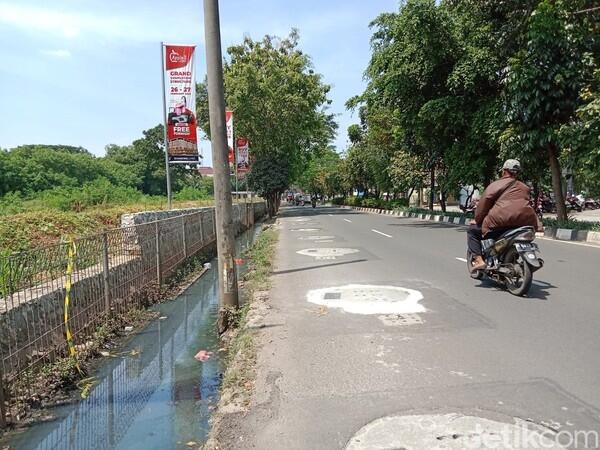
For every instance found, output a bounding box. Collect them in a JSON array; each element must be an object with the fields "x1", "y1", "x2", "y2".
[
  {"x1": 160, "y1": 43, "x2": 173, "y2": 209},
  {"x1": 203, "y1": 0, "x2": 239, "y2": 331}
]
